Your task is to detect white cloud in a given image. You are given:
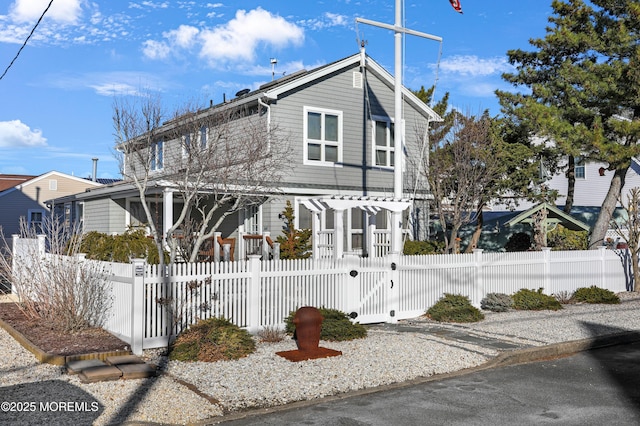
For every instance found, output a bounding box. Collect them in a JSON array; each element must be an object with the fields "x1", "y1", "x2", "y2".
[
  {"x1": 129, "y1": 1, "x2": 169, "y2": 11},
  {"x1": 198, "y1": 8, "x2": 304, "y2": 64},
  {"x1": 141, "y1": 8, "x2": 304, "y2": 65},
  {"x1": 10, "y1": 0, "x2": 83, "y2": 24},
  {"x1": 0, "y1": 120, "x2": 47, "y2": 148},
  {"x1": 299, "y1": 12, "x2": 349, "y2": 30},
  {"x1": 439, "y1": 55, "x2": 511, "y2": 77},
  {"x1": 142, "y1": 39, "x2": 171, "y2": 60},
  {"x1": 89, "y1": 82, "x2": 140, "y2": 96},
  {"x1": 165, "y1": 25, "x2": 199, "y2": 49},
  {"x1": 46, "y1": 71, "x2": 170, "y2": 96}
]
